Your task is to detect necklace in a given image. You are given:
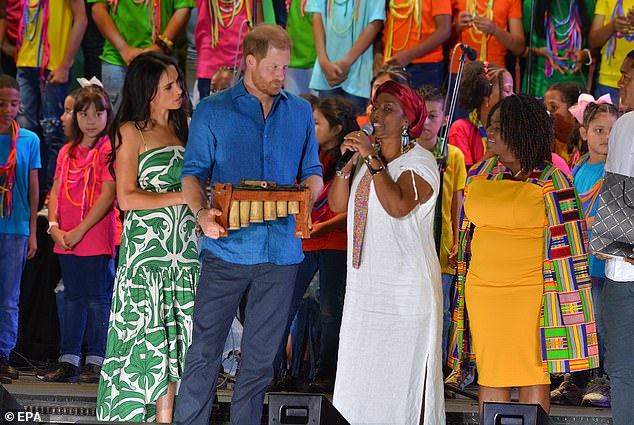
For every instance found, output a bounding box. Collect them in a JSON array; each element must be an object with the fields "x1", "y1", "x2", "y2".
[
  {"x1": 61, "y1": 137, "x2": 107, "y2": 219},
  {"x1": 544, "y1": 0, "x2": 582, "y2": 77},
  {"x1": 385, "y1": 0, "x2": 423, "y2": 58},
  {"x1": 327, "y1": 0, "x2": 360, "y2": 35},
  {"x1": 606, "y1": 0, "x2": 634, "y2": 63},
  {"x1": 208, "y1": 0, "x2": 251, "y2": 48},
  {"x1": 0, "y1": 121, "x2": 19, "y2": 219},
  {"x1": 108, "y1": 0, "x2": 161, "y2": 42},
  {"x1": 467, "y1": 0, "x2": 495, "y2": 61},
  {"x1": 17, "y1": 0, "x2": 50, "y2": 84}
]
